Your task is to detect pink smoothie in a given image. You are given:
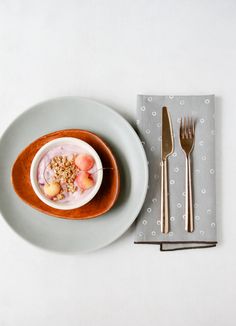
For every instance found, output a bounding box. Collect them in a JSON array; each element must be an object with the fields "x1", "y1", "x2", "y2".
[{"x1": 37, "y1": 144, "x2": 97, "y2": 204}]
